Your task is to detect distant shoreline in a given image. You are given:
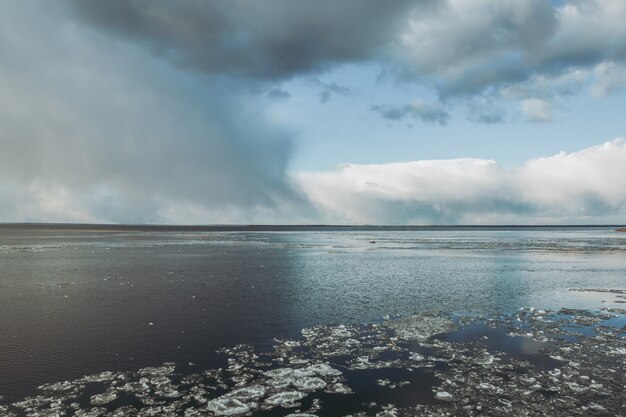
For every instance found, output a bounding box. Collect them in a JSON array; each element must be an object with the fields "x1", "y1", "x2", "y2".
[{"x1": 1, "y1": 223, "x2": 625, "y2": 233}]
